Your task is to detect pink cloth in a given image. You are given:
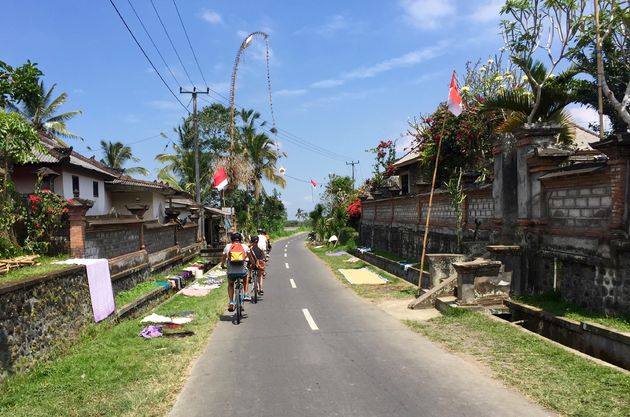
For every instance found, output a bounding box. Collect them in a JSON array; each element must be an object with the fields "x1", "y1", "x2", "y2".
[{"x1": 56, "y1": 259, "x2": 115, "y2": 322}]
